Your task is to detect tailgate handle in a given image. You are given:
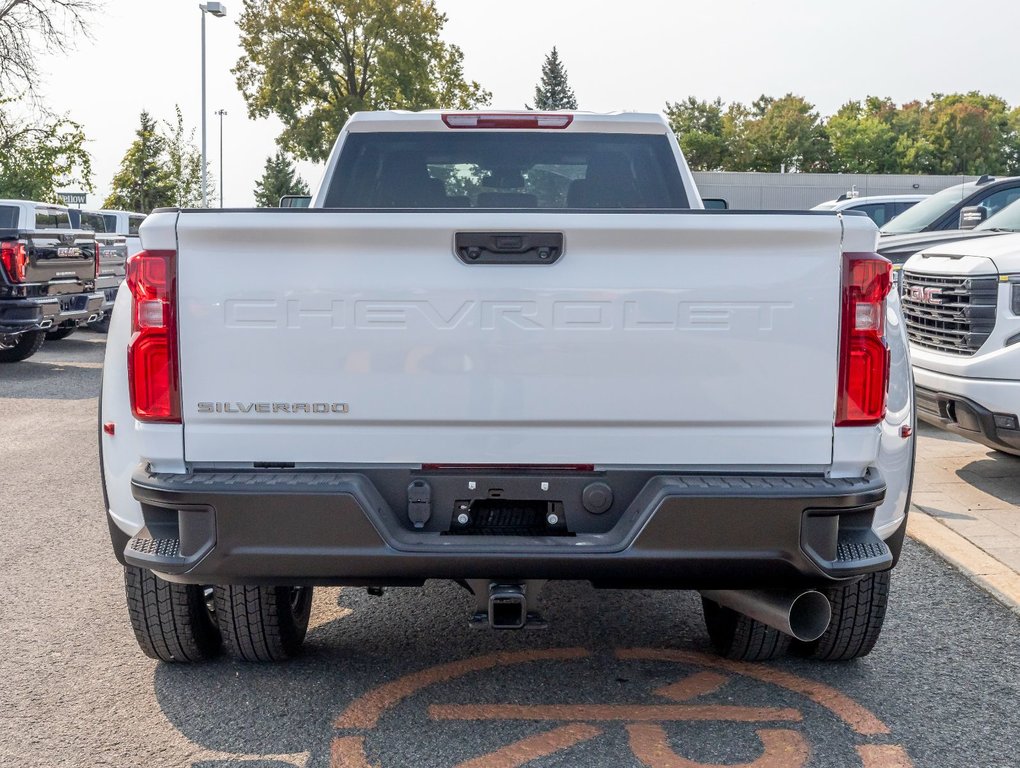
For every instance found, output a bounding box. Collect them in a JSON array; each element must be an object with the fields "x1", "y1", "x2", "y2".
[{"x1": 455, "y1": 232, "x2": 563, "y2": 265}]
